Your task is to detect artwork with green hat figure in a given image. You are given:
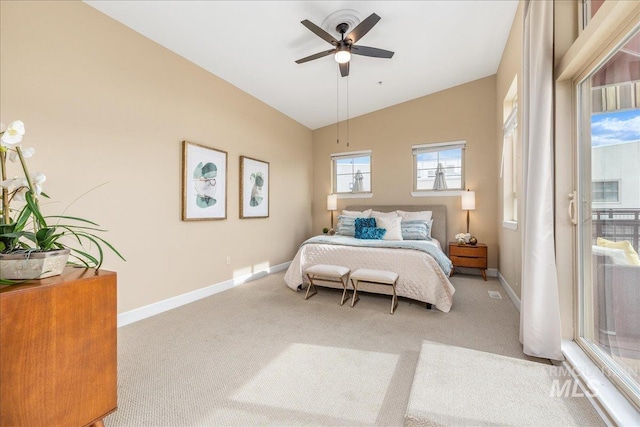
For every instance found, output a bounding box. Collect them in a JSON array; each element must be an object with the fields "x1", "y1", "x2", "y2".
[{"x1": 193, "y1": 161, "x2": 218, "y2": 208}]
